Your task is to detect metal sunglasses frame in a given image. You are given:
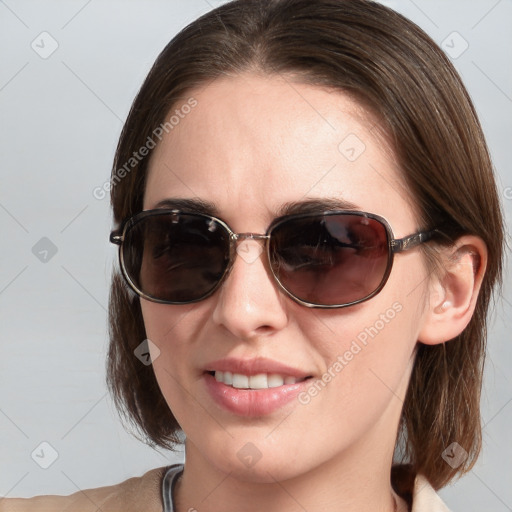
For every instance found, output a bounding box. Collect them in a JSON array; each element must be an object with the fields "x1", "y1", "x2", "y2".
[{"x1": 110, "y1": 208, "x2": 438, "y2": 308}]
